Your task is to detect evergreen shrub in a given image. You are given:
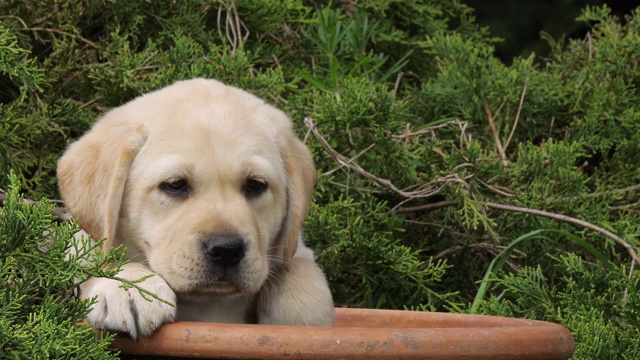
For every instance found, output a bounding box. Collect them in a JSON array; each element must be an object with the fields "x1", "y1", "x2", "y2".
[
  {"x1": 1, "y1": 1, "x2": 639, "y2": 358},
  {"x1": 0, "y1": 173, "x2": 121, "y2": 359}
]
